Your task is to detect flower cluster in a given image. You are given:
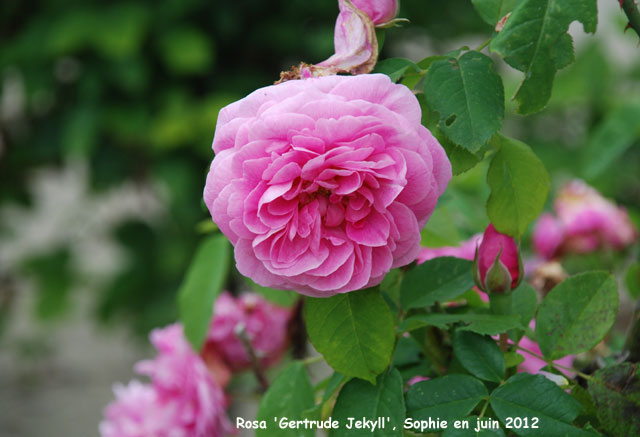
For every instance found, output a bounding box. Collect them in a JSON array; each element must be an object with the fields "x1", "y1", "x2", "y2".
[
  {"x1": 533, "y1": 179, "x2": 637, "y2": 259},
  {"x1": 100, "y1": 293, "x2": 292, "y2": 436},
  {"x1": 205, "y1": 74, "x2": 451, "y2": 297}
]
